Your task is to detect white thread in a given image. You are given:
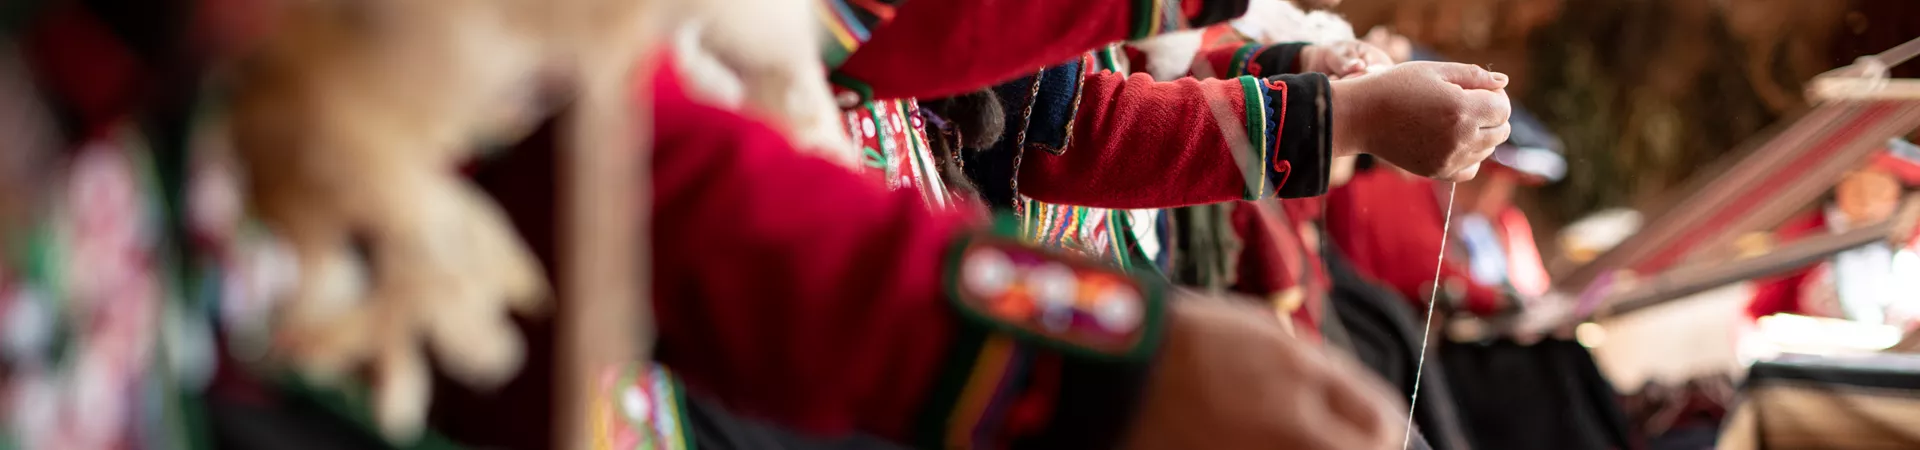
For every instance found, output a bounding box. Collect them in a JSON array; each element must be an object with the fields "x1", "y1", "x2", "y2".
[{"x1": 1404, "y1": 181, "x2": 1456, "y2": 449}]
